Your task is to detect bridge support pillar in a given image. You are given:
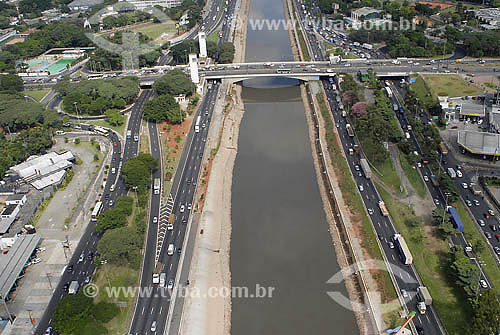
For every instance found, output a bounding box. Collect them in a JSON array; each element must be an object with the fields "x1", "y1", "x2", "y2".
[{"x1": 189, "y1": 53, "x2": 200, "y2": 85}]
